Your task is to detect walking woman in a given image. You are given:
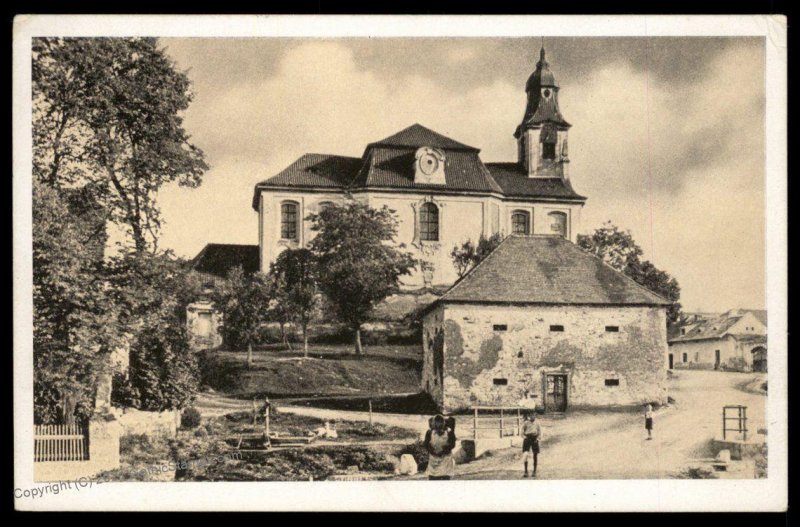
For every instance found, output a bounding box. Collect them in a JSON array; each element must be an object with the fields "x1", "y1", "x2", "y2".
[{"x1": 424, "y1": 414, "x2": 456, "y2": 480}]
